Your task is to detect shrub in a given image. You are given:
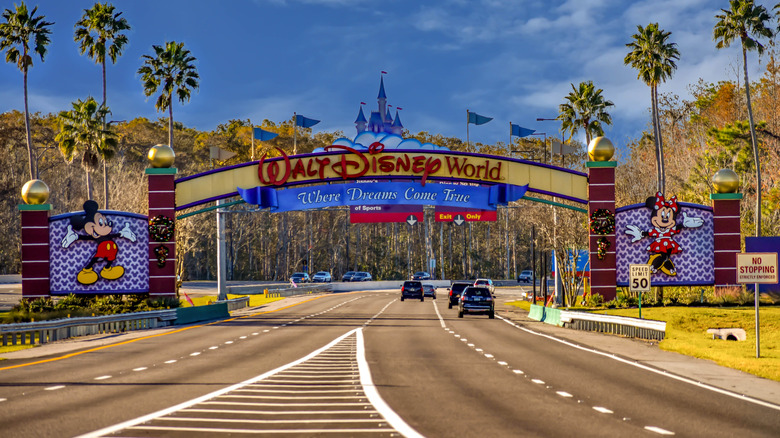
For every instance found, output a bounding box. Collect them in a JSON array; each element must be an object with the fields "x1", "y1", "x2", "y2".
[{"x1": 585, "y1": 293, "x2": 604, "y2": 307}]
